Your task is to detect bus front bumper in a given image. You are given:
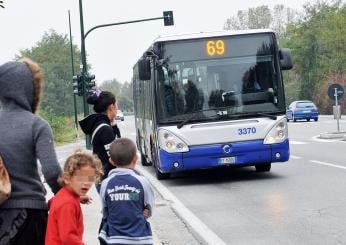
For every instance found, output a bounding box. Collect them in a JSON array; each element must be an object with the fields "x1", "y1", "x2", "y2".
[{"x1": 158, "y1": 139, "x2": 289, "y2": 173}]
